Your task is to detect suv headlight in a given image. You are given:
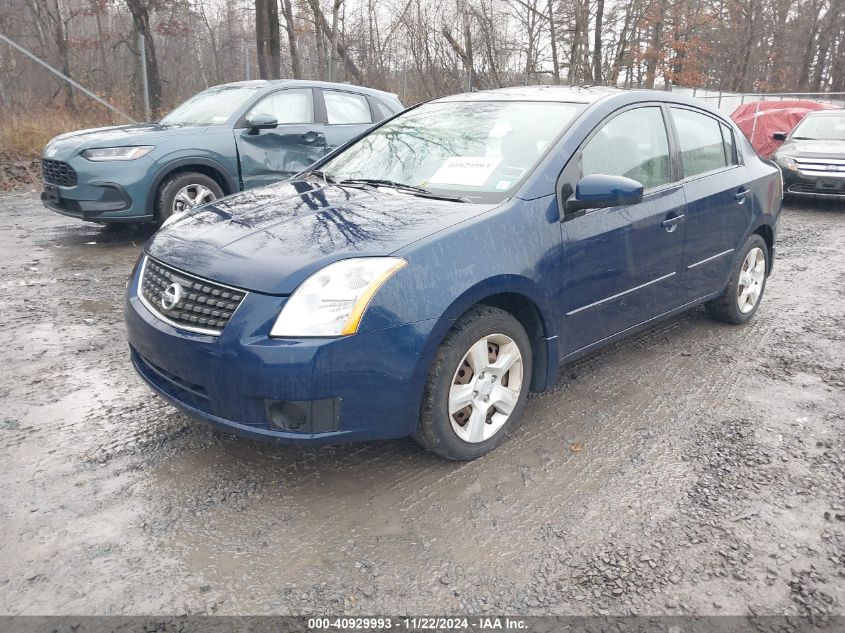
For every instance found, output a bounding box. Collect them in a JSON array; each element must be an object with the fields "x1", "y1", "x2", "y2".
[
  {"x1": 82, "y1": 146, "x2": 154, "y2": 161},
  {"x1": 270, "y1": 258, "x2": 407, "y2": 337},
  {"x1": 775, "y1": 154, "x2": 798, "y2": 171}
]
